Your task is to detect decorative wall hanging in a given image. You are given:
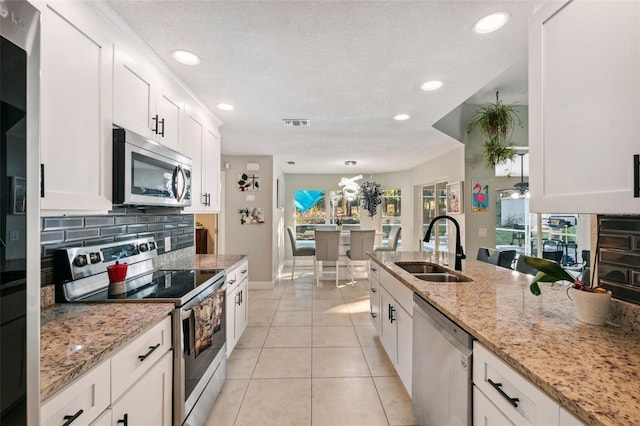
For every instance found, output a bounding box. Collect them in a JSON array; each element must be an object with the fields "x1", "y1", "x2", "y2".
[
  {"x1": 239, "y1": 207, "x2": 265, "y2": 225},
  {"x1": 446, "y1": 182, "x2": 463, "y2": 214},
  {"x1": 360, "y1": 181, "x2": 382, "y2": 218},
  {"x1": 471, "y1": 179, "x2": 489, "y2": 212},
  {"x1": 238, "y1": 173, "x2": 261, "y2": 191}
]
